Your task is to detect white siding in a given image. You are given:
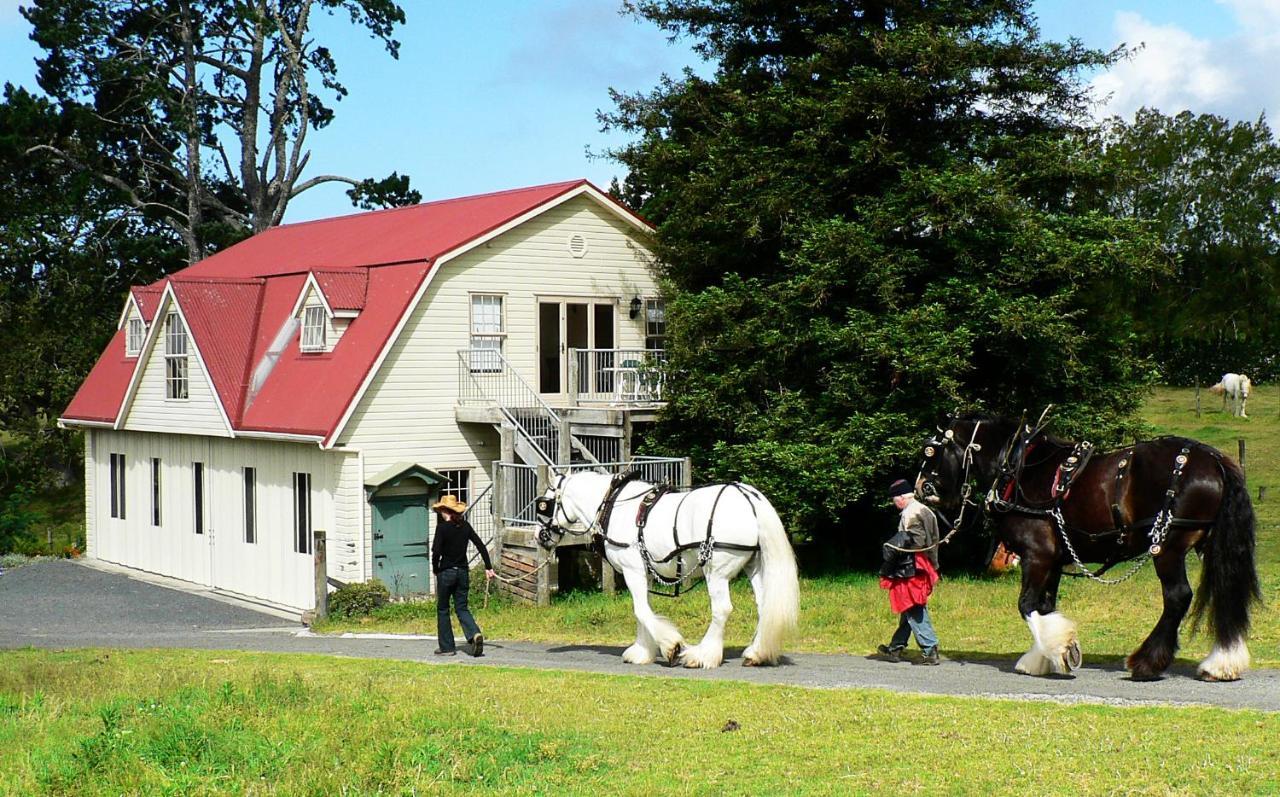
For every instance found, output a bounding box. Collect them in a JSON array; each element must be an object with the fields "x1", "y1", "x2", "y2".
[
  {"x1": 87, "y1": 430, "x2": 350, "y2": 611},
  {"x1": 338, "y1": 195, "x2": 660, "y2": 579},
  {"x1": 330, "y1": 449, "x2": 364, "y2": 584},
  {"x1": 120, "y1": 317, "x2": 230, "y2": 437},
  {"x1": 84, "y1": 431, "x2": 97, "y2": 556}
]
